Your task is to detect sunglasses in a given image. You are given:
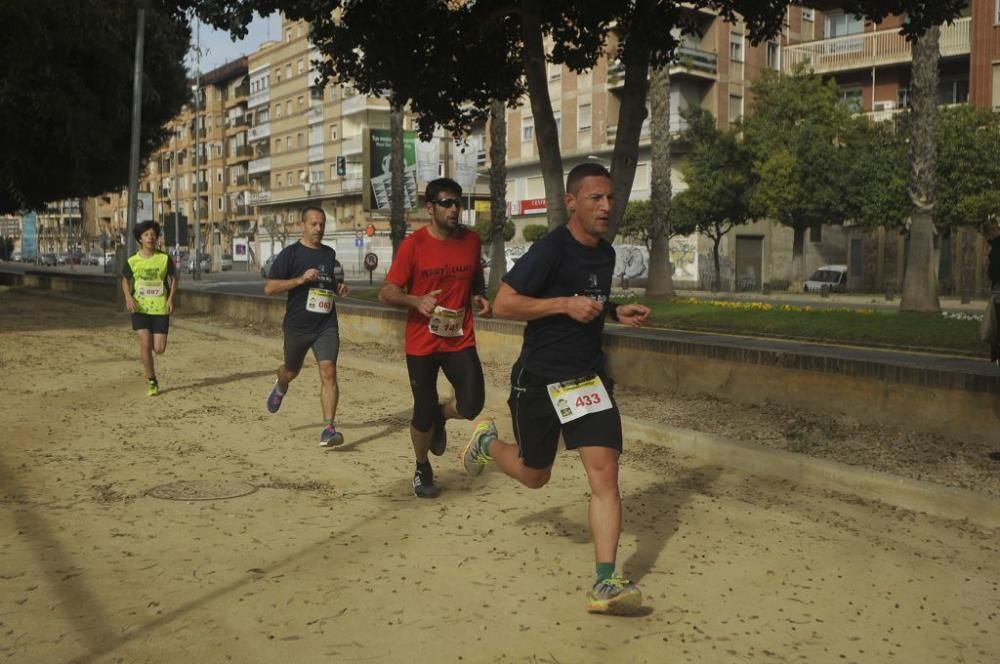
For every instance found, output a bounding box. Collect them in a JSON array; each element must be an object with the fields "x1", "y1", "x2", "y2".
[{"x1": 431, "y1": 197, "x2": 463, "y2": 209}]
